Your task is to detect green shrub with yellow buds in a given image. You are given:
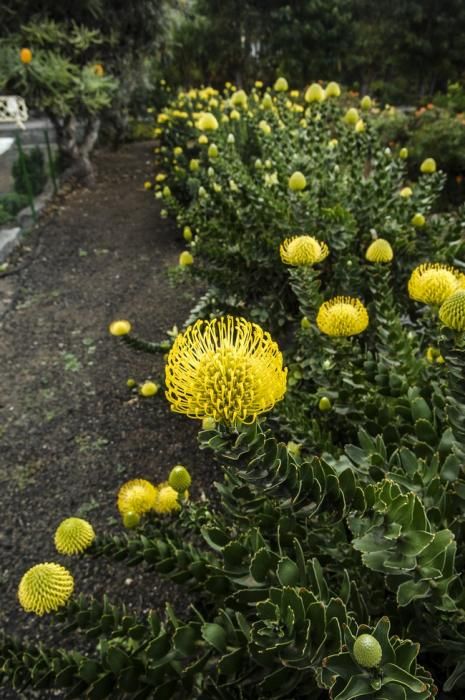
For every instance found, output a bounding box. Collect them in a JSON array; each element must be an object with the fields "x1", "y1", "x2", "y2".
[{"x1": 4, "y1": 77, "x2": 465, "y2": 700}]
